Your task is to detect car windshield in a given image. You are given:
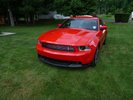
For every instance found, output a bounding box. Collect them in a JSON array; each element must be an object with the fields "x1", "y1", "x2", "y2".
[{"x1": 60, "y1": 19, "x2": 98, "y2": 31}]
